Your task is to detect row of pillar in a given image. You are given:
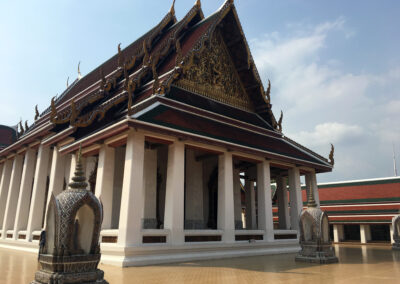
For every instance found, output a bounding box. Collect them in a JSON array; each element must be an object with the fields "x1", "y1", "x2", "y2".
[
  {"x1": 0, "y1": 145, "x2": 75, "y2": 241},
  {"x1": 333, "y1": 224, "x2": 395, "y2": 244},
  {"x1": 273, "y1": 169, "x2": 317, "y2": 231},
  {"x1": 0, "y1": 129, "x2": 319, "y2": 247}
]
